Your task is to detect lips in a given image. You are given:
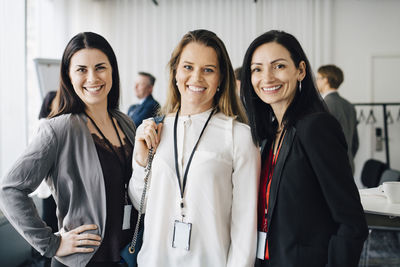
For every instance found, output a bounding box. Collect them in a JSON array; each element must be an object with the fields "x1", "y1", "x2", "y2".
[
  {"x1": 84, "y1": 85, "x2": 104, "y2": 92},
  {"x1": 187, "y1": 85, "x2": 206, "y2": 92},
  {"x1": 262, "y1": 85, "x2": 282, "y2": 92}
]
